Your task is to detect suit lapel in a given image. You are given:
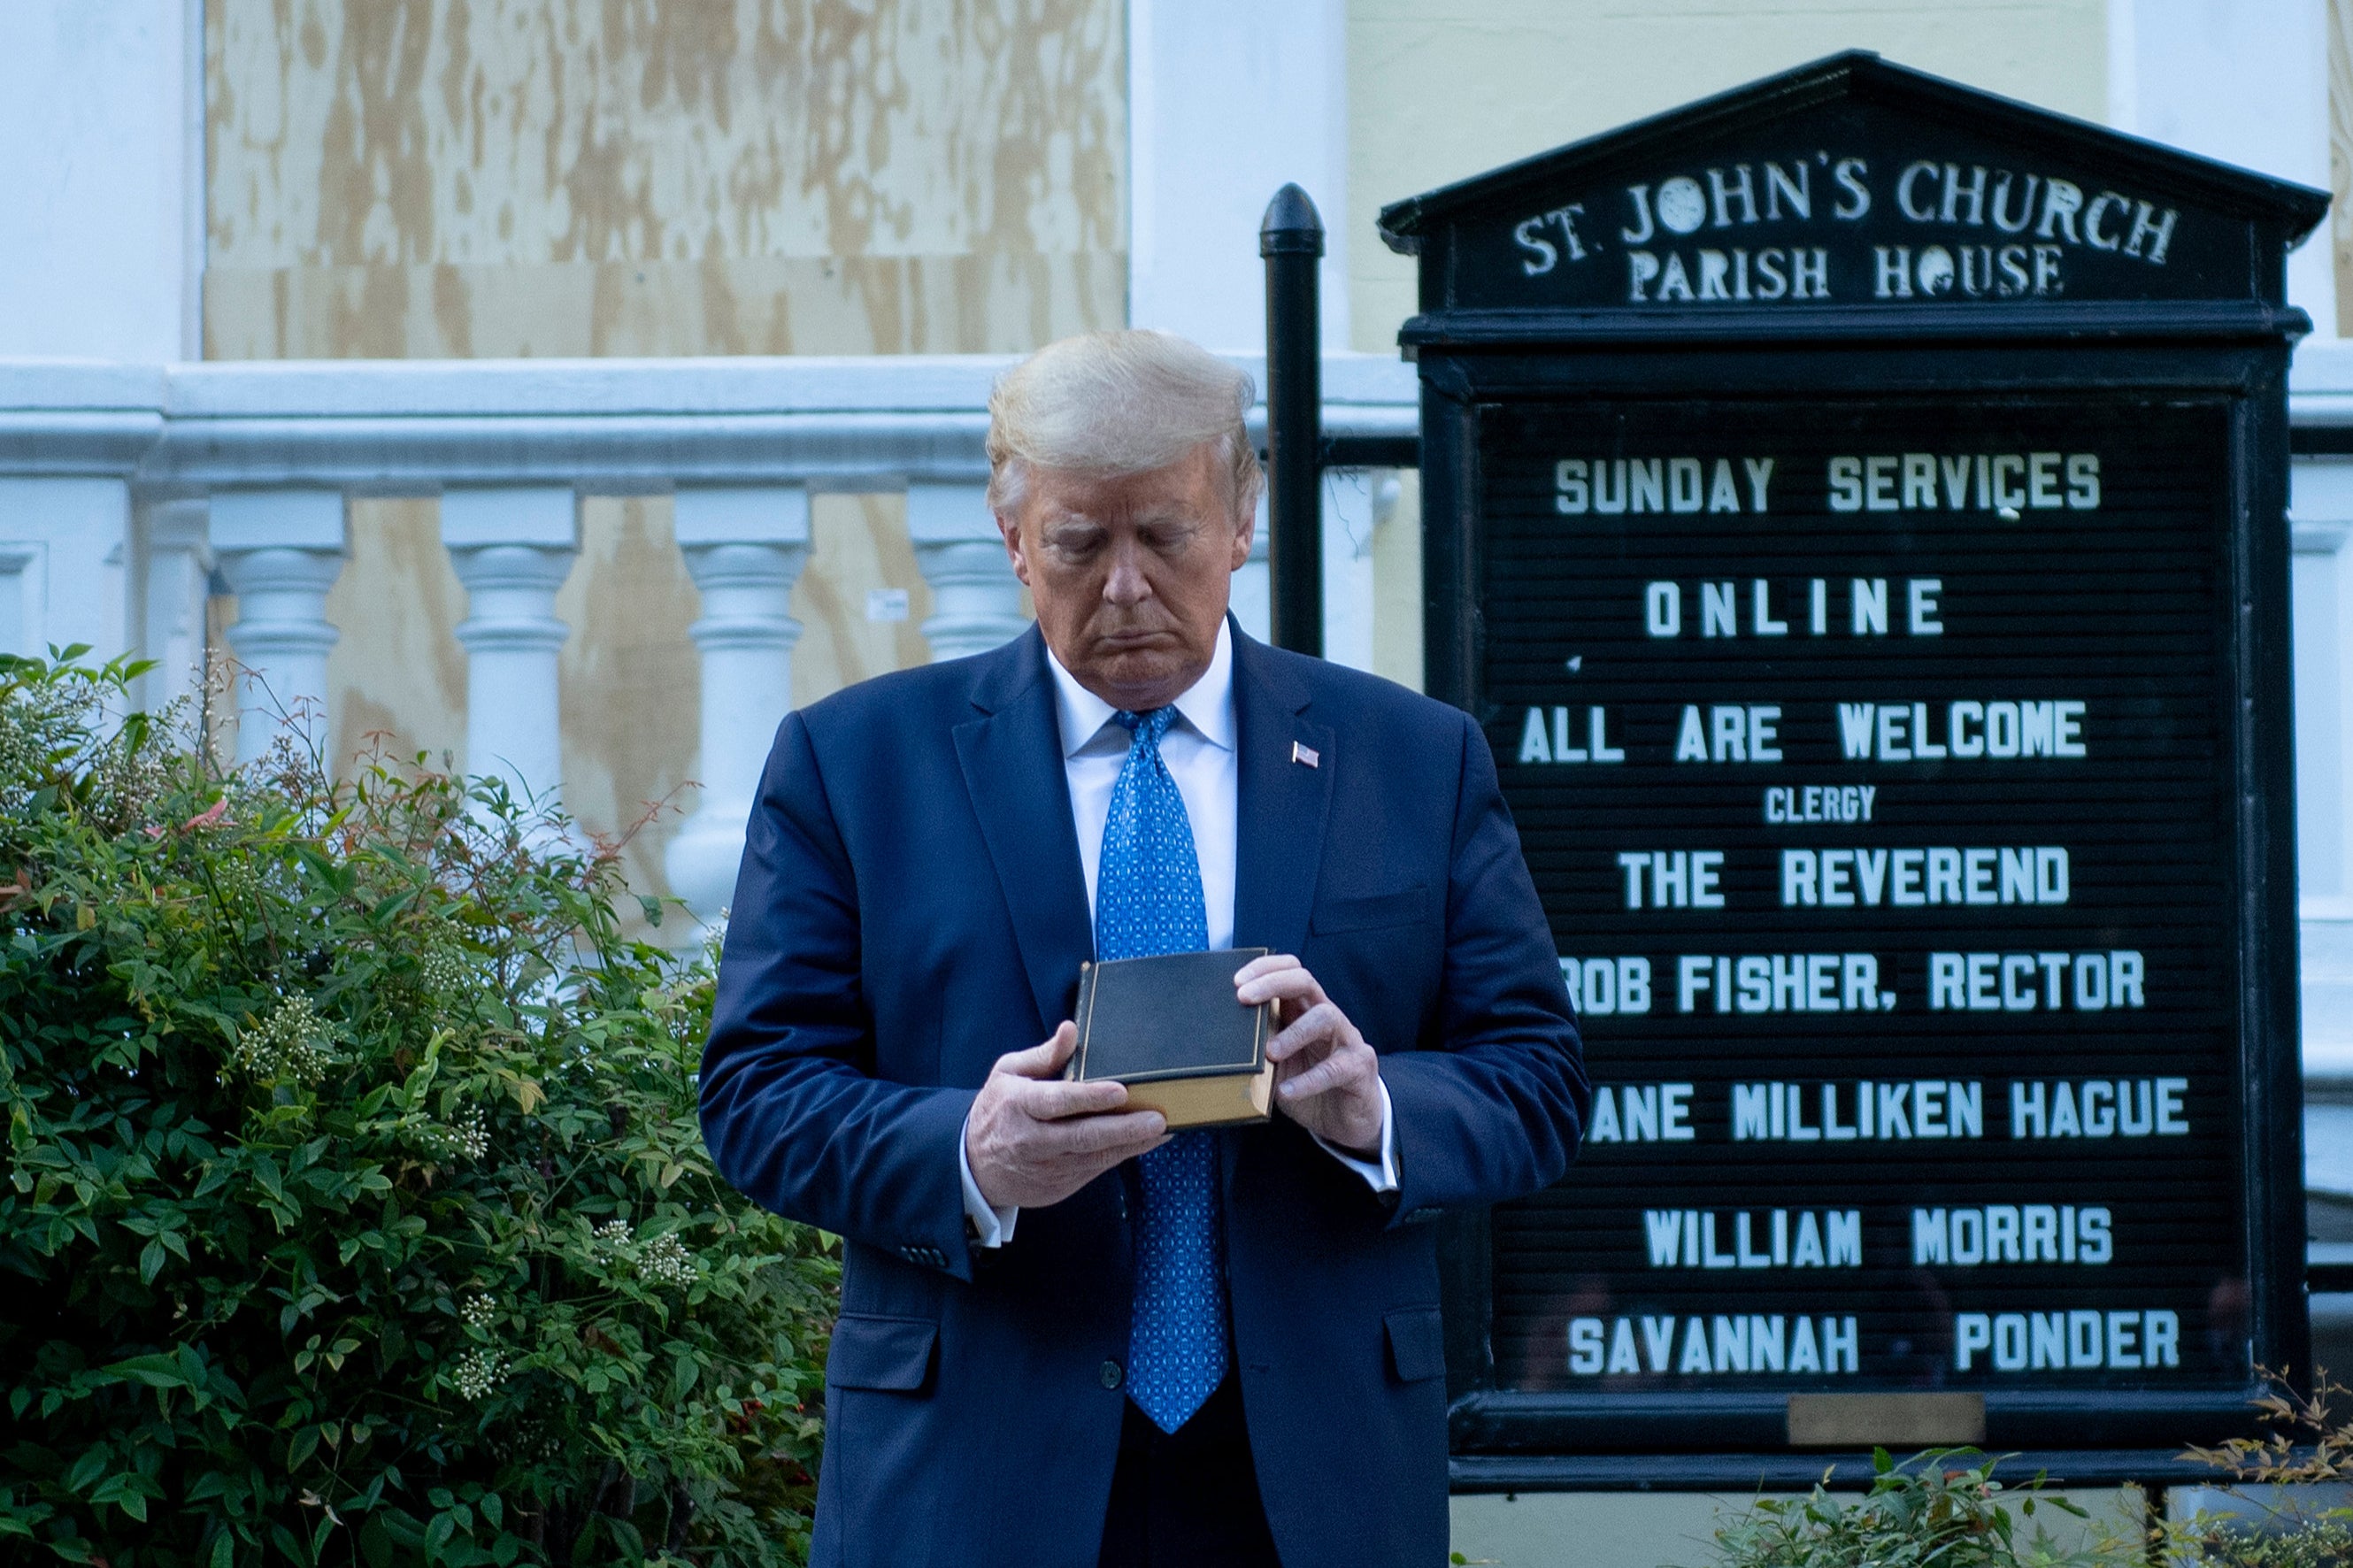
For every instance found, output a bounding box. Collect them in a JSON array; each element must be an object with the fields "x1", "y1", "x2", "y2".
[
  {"x1": 1230, "y1": 626, "x2": 1333, "y2": 961},
  {"x1": 953, "y1": 628, "x2": 1096, "y2": 1035}
]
